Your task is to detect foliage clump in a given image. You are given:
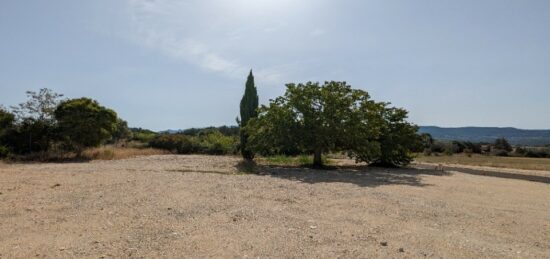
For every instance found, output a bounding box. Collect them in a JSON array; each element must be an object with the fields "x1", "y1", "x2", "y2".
[
  {"x1": 149, "y1": 130, "x2": 237, "y2": 155},
  {"x1": 245, "y1": 81, "x2": 419, "y2": 167},
  {"x1": 0, "y1": 89, "x2": 132, "y2": 160},
  {"x1": 55, "y1": 98, "x2": 118, "y2": 155}
]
